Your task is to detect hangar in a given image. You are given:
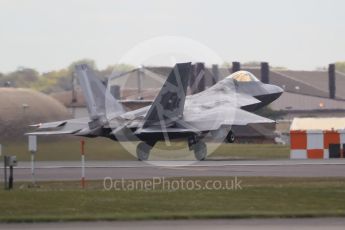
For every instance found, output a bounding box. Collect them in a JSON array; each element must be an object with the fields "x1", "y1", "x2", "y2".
[
  {"x1": 0, "y1": 88, "x2": 70, "y2": 140},
  {"x1": 290, "y1": 117, "x2": 345, "y2": 159}
]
